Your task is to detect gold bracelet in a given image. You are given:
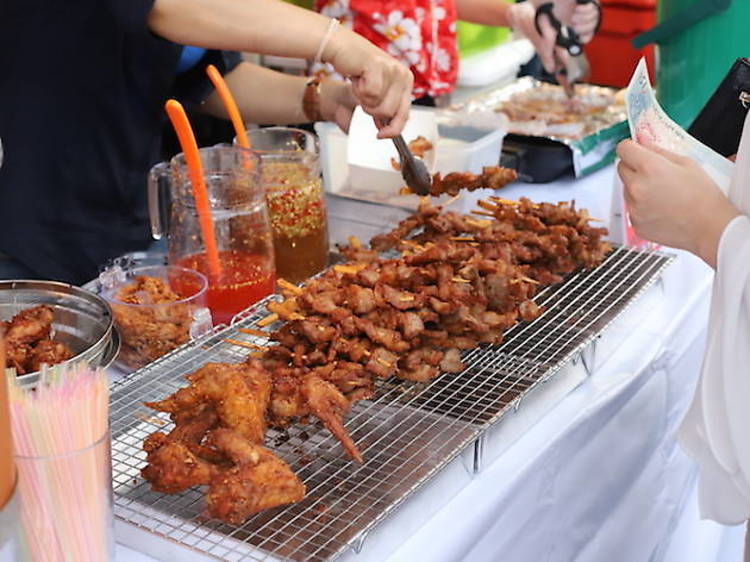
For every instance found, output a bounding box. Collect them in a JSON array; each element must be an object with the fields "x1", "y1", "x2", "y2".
[{"x1": 303, "y1": 78, "x2": 323, "y2": 122}]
